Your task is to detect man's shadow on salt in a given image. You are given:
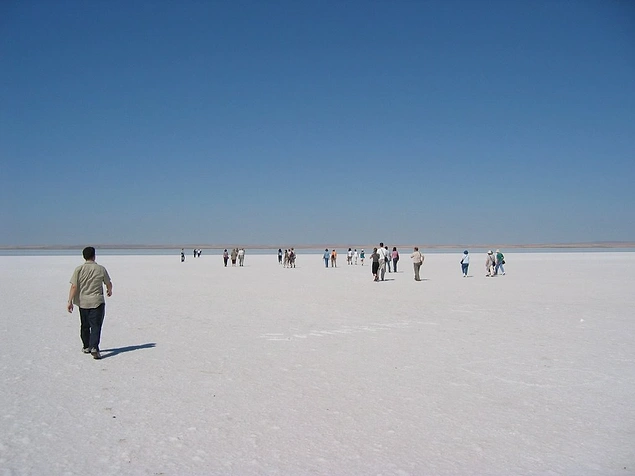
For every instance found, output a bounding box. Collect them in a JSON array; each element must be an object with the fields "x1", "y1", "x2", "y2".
[{"x1": 99, "y1": 343, "x2": 156, "y2": 359}]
